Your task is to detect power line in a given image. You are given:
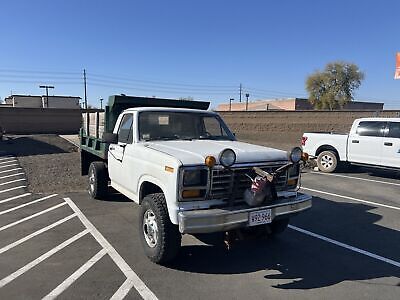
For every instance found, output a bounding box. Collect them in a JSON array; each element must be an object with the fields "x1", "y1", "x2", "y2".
[{"x1": 0, "y1": 69, "x2": 80, "y2": 75}]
